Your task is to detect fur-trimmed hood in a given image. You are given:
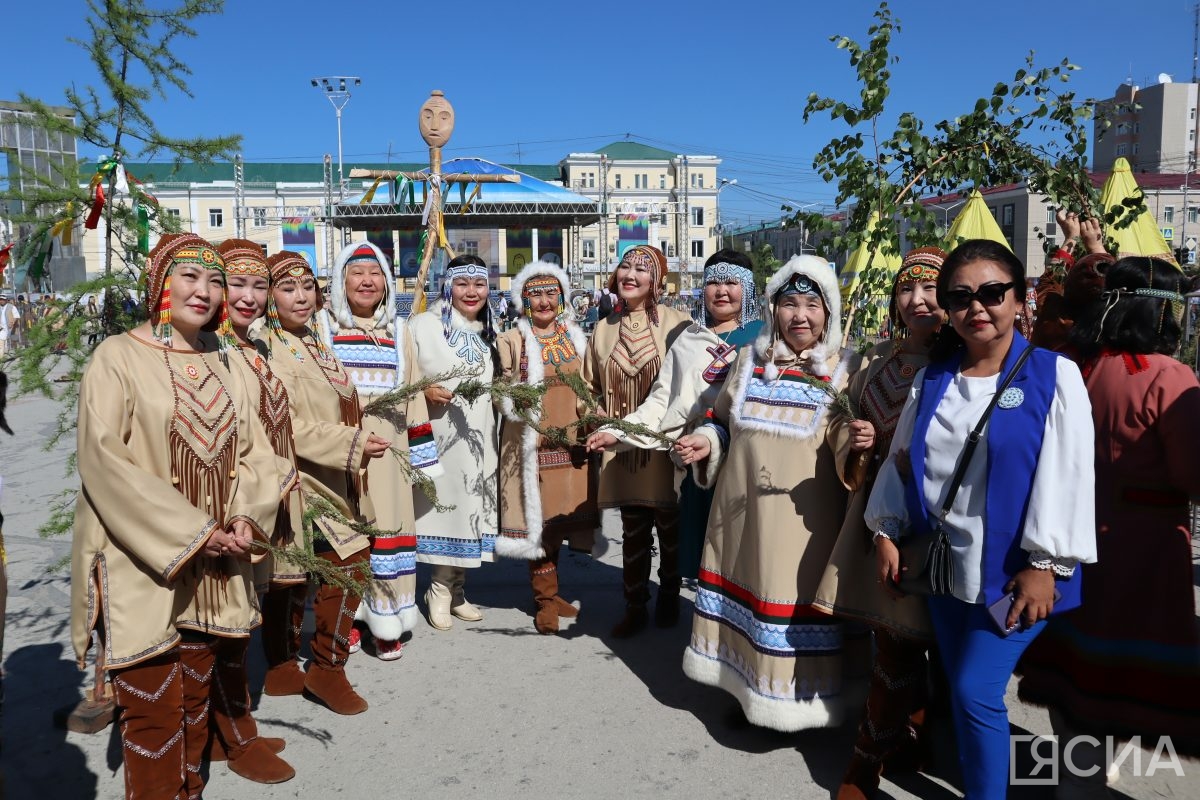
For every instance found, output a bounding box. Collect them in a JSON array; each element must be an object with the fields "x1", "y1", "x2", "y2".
[
  {"x1": 328, "y1": 240, "x2": 395, "y2": 335},
  {"x1": 508, "y1": 259, "x2": 572, "y2": 306},
  {"x1": 755, "y1": 255, "x2": 843, "y2": 381}
]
